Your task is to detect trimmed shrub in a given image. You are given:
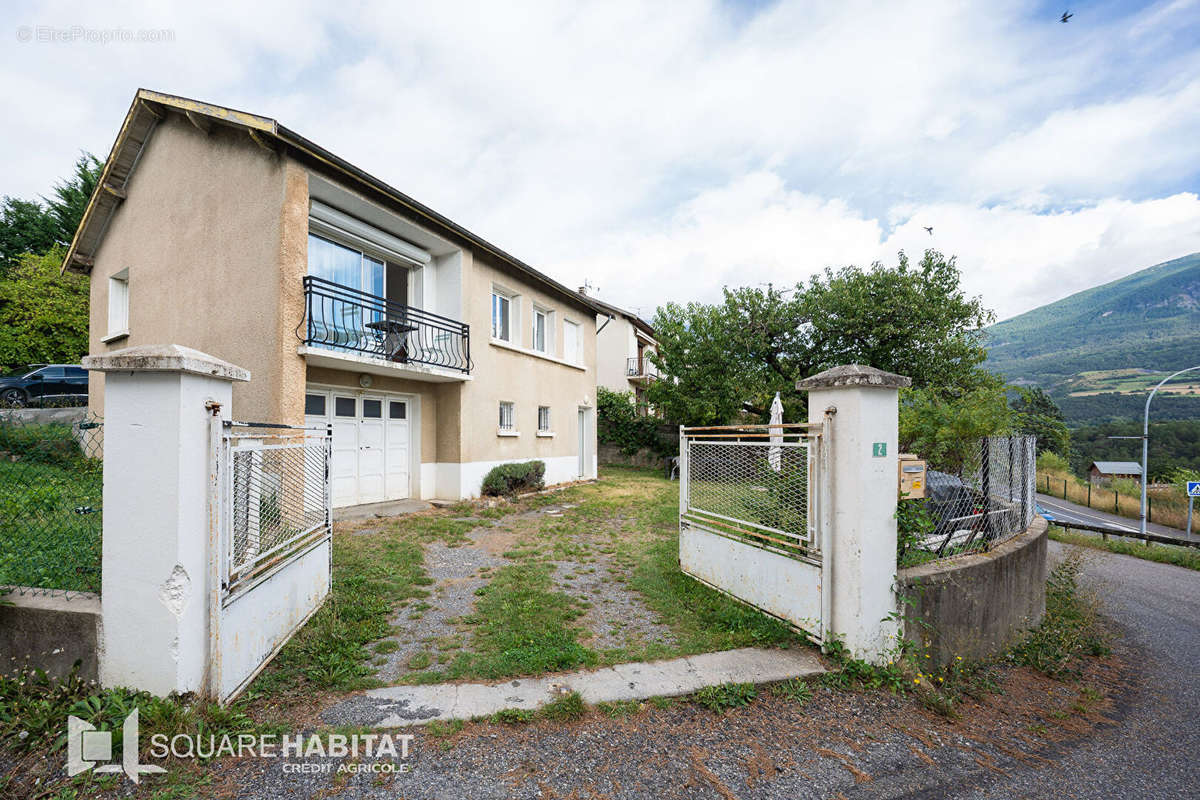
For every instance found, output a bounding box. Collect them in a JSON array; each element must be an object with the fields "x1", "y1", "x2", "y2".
[{"x1": 481, "y1": 460, "x2": 546, "y2": 497}]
